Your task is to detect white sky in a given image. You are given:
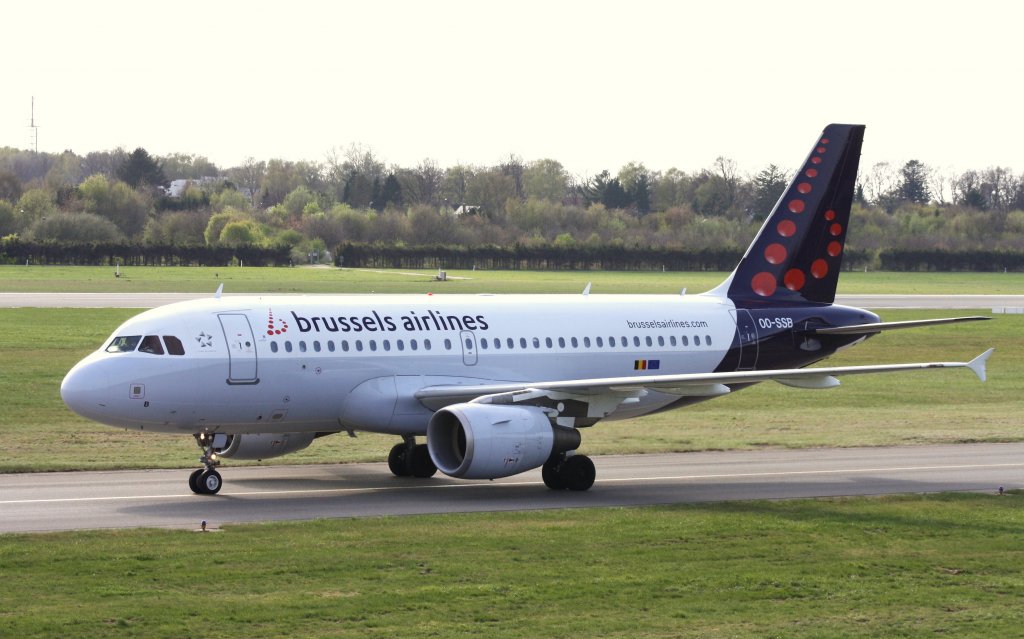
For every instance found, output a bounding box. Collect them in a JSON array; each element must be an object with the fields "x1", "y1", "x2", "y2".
[{"x1": 2, "y1": 0, "x2": 1021, "y2": 179}]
